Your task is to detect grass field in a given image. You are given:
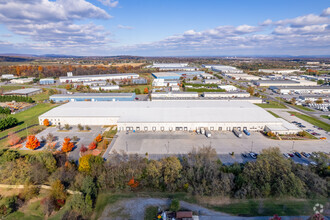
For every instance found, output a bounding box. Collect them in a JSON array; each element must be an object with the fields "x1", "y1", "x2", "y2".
[
  {"x1": 93, "y1": 192, "x2": 327, "y2": 218},
  {"x1": 0, "y1": 103, "x2": 56, "y2": 148},
  {"x1": 31, "y1": 91, "x2": 50, "y2": 102},
  {"x1": 1, "y1": 85, "x2": 32, "y2": 91},
  {"x1": 255, "y1": 100, "x2": 287, "y2": 109},
  {"x1": 292, "y1": 105, "x2": 315, "y2": 112},
  {"x1": 119, "y1": 84, "x2": 151, "y2": 93},
  {"x1": 288, "y1": 111, "x2": 330, "y2": 132},
  {"x1": 320, "y1": 115, "x2": 330, "y2": 120},
  {"x1": 267, "y1": 110, "x2": 280, "y2": 118},
  {"x1": 212, "y1": 198, "x2": 328, "y2": 216}
]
